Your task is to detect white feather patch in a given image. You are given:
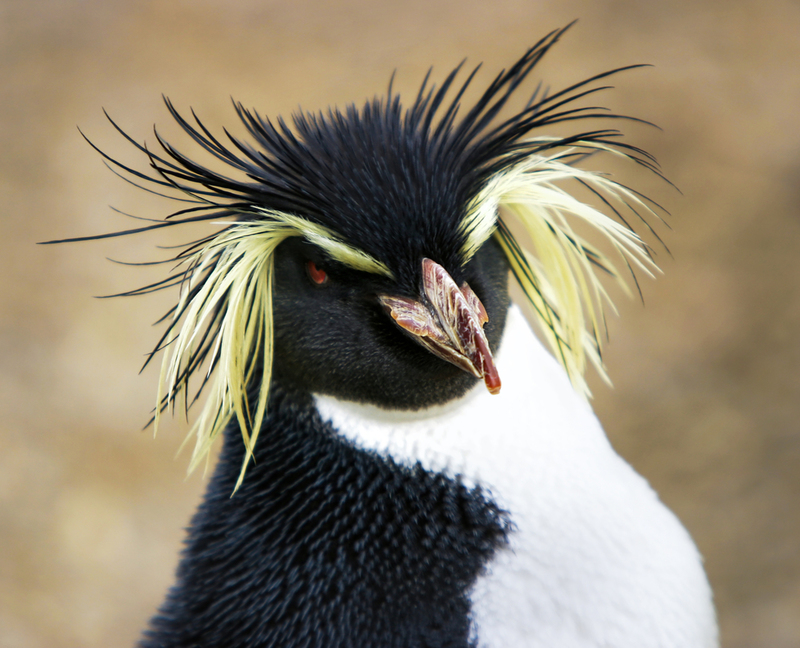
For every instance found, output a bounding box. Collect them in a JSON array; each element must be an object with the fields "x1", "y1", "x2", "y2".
[{"x1": 314, "y1": 306, "x2": 718, "y2": 648}]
